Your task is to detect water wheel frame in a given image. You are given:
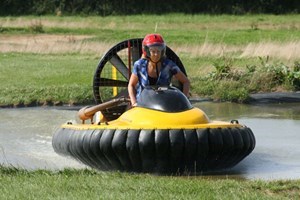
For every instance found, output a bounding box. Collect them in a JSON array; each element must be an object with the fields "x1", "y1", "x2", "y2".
[{"x1": 93, "y1": 38, "x2": 187, "y2": 121}]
